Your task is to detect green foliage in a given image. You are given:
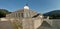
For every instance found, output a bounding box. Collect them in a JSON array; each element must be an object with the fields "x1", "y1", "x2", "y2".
[{"x1": 0, "y1": 9, "x2": 11, "y2": 18}]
